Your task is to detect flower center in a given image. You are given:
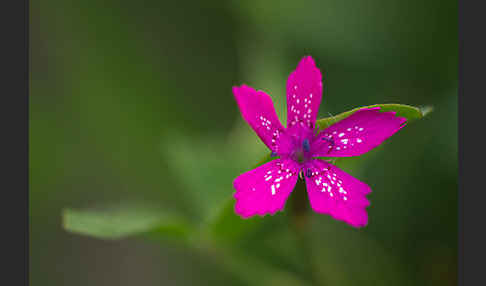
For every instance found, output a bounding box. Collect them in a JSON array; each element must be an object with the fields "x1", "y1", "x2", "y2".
[
  {"x1": 292, "y1": 138, "x2": 312, "y2": 164},
  {"x1": 294, "y1": 150, "x2": 306, "y2": 163}
]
